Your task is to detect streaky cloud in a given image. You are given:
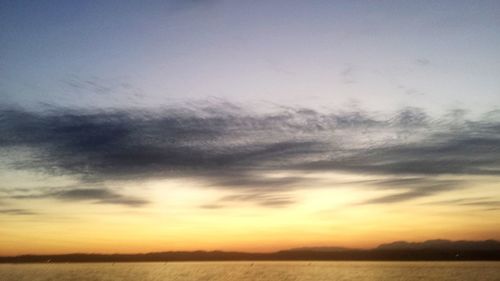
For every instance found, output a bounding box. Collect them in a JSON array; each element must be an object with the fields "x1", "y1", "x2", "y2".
[
  {"x1": 0, "y1": 208, "x2": 37, "y2": 216},
  {"x1": 10, "y1": 187, "x2": 148, "y2": 207},
  {"x1": 424, "y1": 197, "x2": 500, "y2": 211},
  {"x1": 356, "y1": 177, "x2": 462, "y2": 204}
]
